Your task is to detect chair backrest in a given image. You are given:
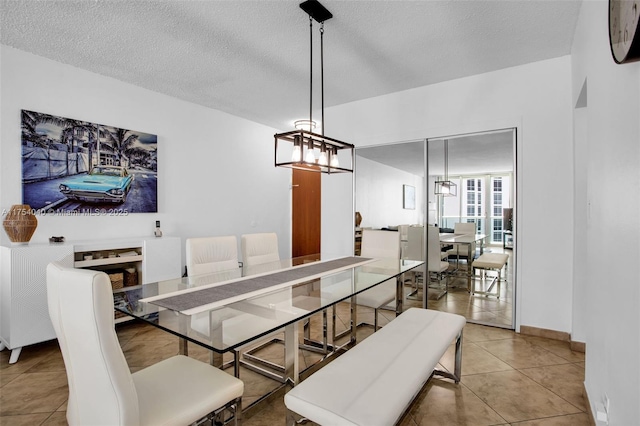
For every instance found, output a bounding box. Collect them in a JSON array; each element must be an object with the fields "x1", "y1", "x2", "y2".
[
  {"x1": 46, "y1": 262, "x2": 139, "y2": 426},
  {"x1": 404, "y1": 226, "x2": 424, "y2": 261},
  {"x1": 186, "y1": 235, "x2": 238, "y2": 276},
  {"x1": 454, "y1": 222, "x2": 476, "y2": 235},
  {"x1": 427, "y1": 225, "x2": 444, "y2": 271},
  {"x1": 360, "y1": 229, "x2": 401, "y2": 259},
  {"x1": 241, "y1": 233, "x2": 280, "y2": 267}
]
